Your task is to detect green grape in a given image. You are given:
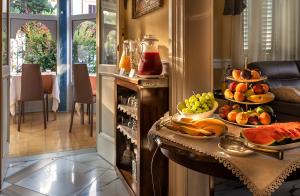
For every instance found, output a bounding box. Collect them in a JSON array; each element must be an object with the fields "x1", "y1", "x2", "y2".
[
  {"x1": 196, "y1": 93, "x2": 201, "y2": 98},
  {"x1": 205, "y1": 95, "x2": 210, "y2": 101},
  {"x1": 199, "y1": 97, "x2": 205, "y2": 103},
  {"x1": 207, "y1": 92, "x2": 214, "y2": 98},
  {"x1": 196, "y1": 108, "x2": 203, "y2": 113},
  {"x1": 202, "y1": 93, "x2": 207, "y2": 97},
  {"x1": 191, "y1": 105, "x2": 198, "y2": 112},
  {"x1": 189, "y1": 97, "x2": 194, "y2": 103},
  {"x1": 182, "y1": 108, "x2": 189, "y2": 113},
  {"x1": 186, "y1": 103, "x2": 190, "y2": 108},
  {"x1": 194, "y1": 101, "x2": 200, "y2": 107},
  {"x1": 184, "y1": 99, "x2": 189, "y2": 104}
]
